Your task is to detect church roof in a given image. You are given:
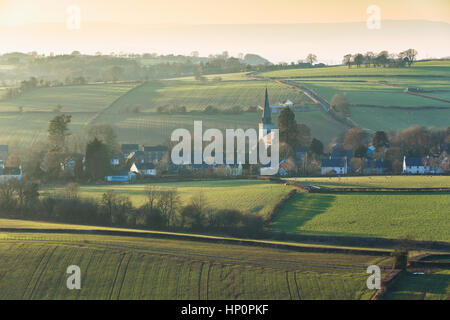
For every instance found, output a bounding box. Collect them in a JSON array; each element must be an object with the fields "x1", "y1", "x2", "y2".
[{"x1": 262, "y1": 88, "x2": 272, "y2": 125}]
